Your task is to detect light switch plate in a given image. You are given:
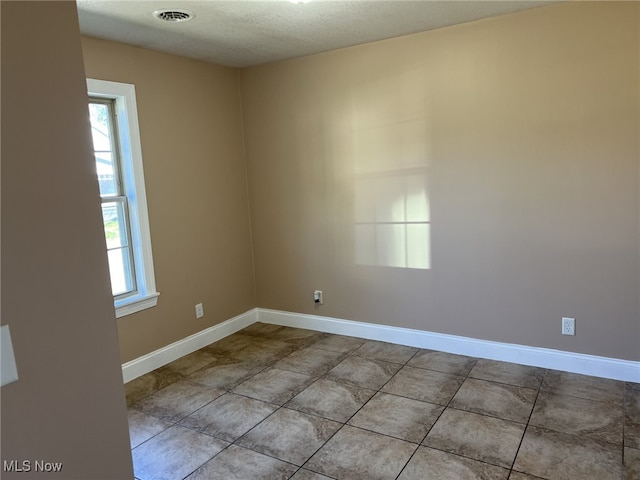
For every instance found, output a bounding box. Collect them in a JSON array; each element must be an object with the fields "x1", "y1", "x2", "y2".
[{"x1": 1, "y1": 325, "x2": 19, "y2": 386}]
